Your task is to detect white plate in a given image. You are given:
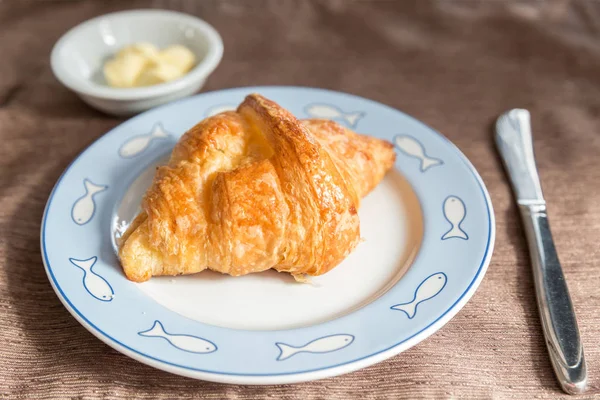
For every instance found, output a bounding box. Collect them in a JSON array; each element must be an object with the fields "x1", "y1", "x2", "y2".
[{"x1": 41, "y1": 86, "x2": 495, "y2": 384}]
